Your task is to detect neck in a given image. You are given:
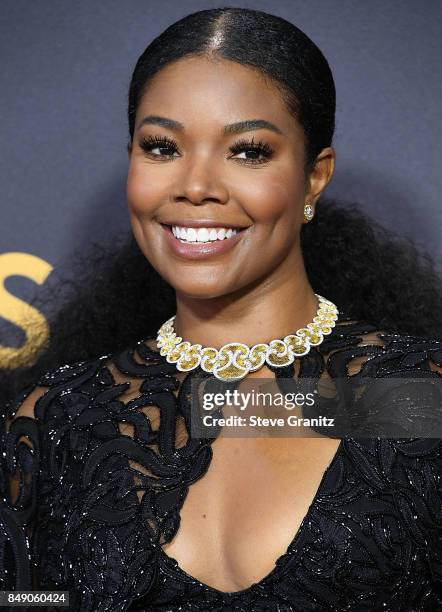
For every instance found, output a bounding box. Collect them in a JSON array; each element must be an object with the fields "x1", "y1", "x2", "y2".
[{"x1": 172, "y1": 255, "x2": 319, "y2": 348}]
